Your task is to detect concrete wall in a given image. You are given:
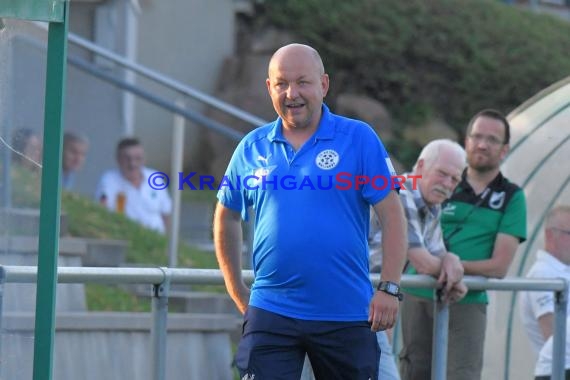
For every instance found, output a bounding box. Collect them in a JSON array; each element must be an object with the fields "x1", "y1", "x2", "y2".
[
  {"x1": 135, "y1": 0, "x2": 238, "y2": 173},
  {"x1": 0, "y1": 233, "x2": 240, "y2": 379},
  {"x1": 1, "y1": 1, "x2": 241, "y2": 198},
  {"x1": 0, "y1": 235, "x2": 88, "y2": 312},
  {"x1": 0, "y1": 17, "x2": 125, "y2": 199},
  {"x1": 1, "y1": 313, "x2": 239, "y2": 380}
]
